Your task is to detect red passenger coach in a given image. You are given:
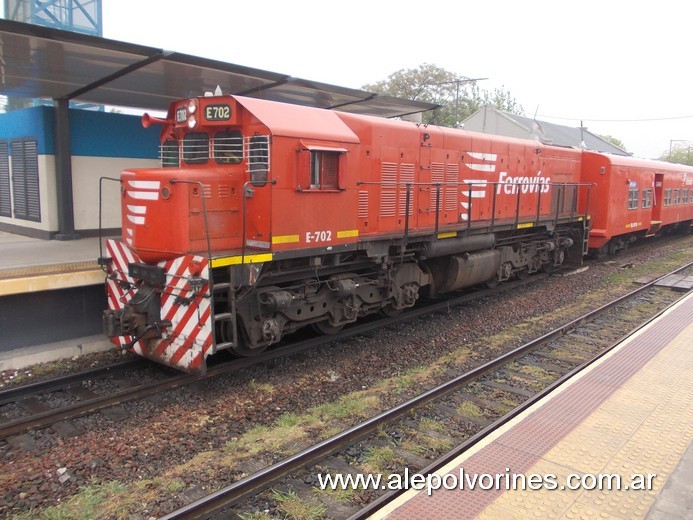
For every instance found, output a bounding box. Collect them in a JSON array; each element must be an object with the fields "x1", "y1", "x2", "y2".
[
  {"x1": 582, "y1": 152, "x2": 693, "y2": 255},
  {"x1": 103, "y1": 95, "x2": 592, "y2": 373}
]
